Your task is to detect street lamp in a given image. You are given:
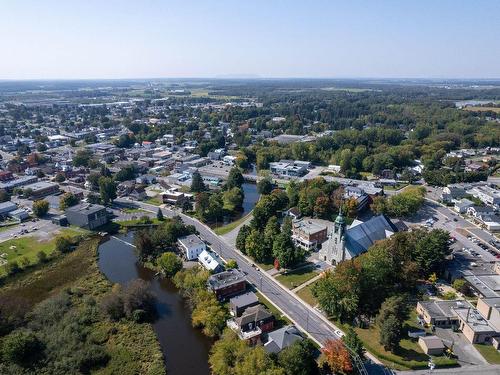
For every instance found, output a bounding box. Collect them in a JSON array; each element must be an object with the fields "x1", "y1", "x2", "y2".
[{"x1": 428, "y1": 358, "x2": 435, "y2": 374}]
